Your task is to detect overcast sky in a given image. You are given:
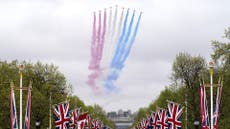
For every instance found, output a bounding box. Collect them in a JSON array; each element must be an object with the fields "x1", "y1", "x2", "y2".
[{"x1": 1, "y1": 0, "x2": 230, "y2": 112}]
